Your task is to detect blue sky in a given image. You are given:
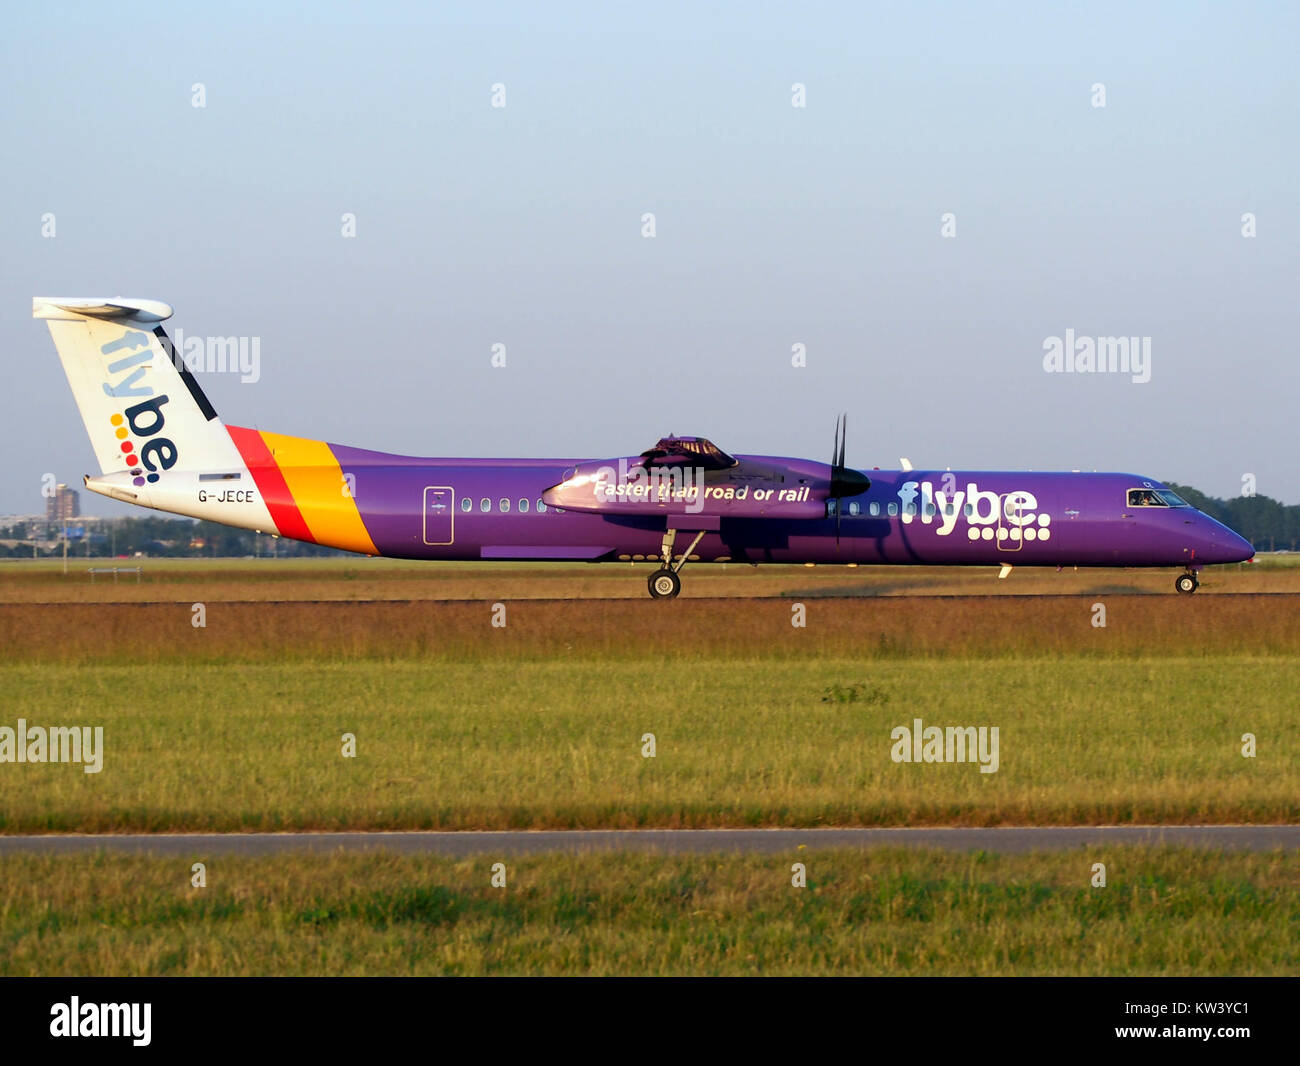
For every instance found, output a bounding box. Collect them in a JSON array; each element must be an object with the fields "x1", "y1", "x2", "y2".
[{"x1": 3, "y1": 1, "x2": 1296, "y2": 514}]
